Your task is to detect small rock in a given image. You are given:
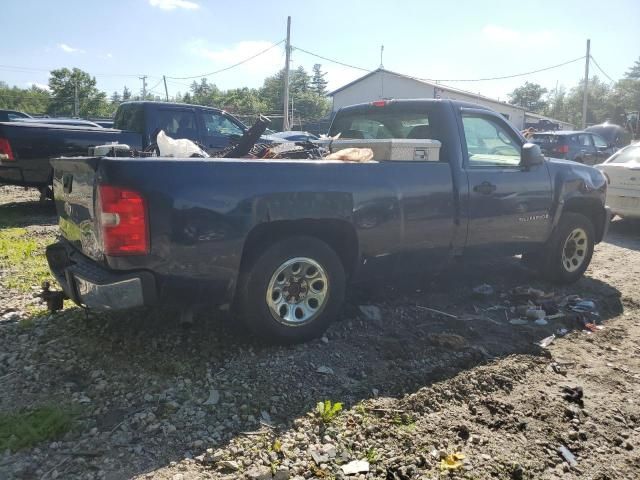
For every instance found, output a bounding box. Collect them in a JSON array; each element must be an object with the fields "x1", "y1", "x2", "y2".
[
  {"x1": 219, "y1": 460, "x2": 239, "y2": 471},
  {"x1": 358, "y1": 305, "x2": 382, "y2": 324},
  {"x1": 274, "y1": 468, "x2": 290, "y2": 480},
  {"x1": 320, "y1": 336, "x2": 329, "y2": 344},
  {"x1": 246, "y1": 466, "x2": 273, "y2": 479},
  {"x1": 204, "y1": 389, "x2": 220, "y2": 406},
  {"x1": 316, "y1": 366, "x2": 334, "y2": 375}
]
